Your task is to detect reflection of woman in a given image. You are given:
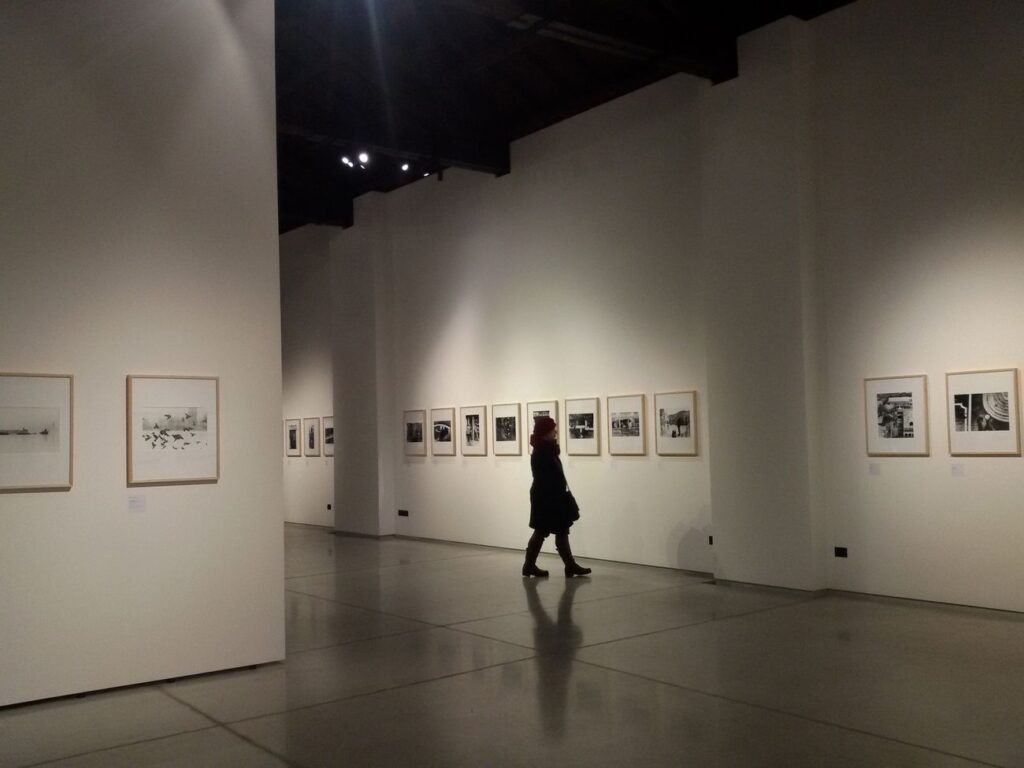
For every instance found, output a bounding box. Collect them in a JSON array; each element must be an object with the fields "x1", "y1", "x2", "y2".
[
  {"x1": 523, "y1": 578, "x2": 585, "y2": 738},
  {"x1": 522, "y1": 416, "x2": 592, "y2": 578}
]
